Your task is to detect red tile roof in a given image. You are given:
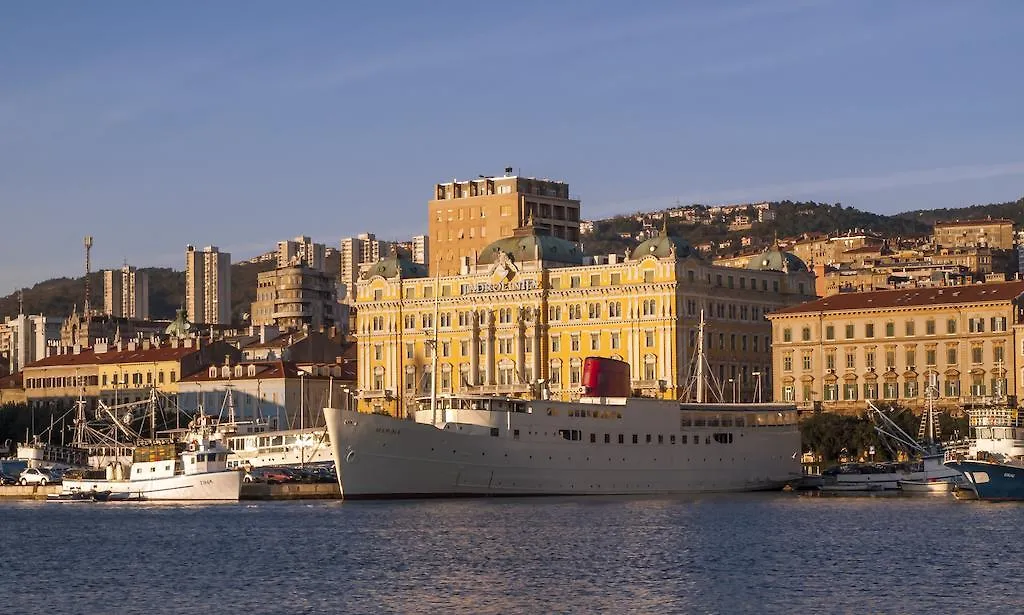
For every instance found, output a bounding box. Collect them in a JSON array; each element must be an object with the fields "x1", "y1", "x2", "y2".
[
  {"x1": 772, "y1": 280, "x2": 1024, "y2": 315},
  {"x1": 23, "y1": 345, "x2": 200, "y2": 369}
]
